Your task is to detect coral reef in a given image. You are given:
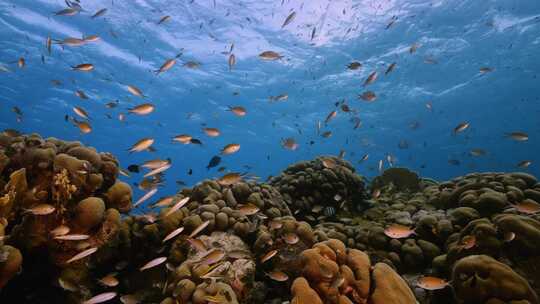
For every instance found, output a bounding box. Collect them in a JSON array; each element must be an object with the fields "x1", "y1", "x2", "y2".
[{"x1": 2, "y1": 133, "x2": 540, "y2": 304}]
